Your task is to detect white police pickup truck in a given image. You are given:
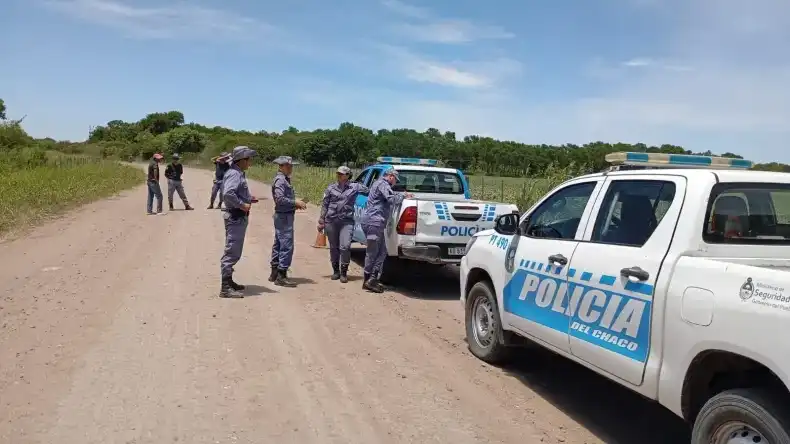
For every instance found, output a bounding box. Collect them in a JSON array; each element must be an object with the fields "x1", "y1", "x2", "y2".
[
  {"x1": 460, "y1": 152, "x2": 790, "y2": 443},
  {"x1": 352, "y1": 157, "x2": 517, "y2": 277}
]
